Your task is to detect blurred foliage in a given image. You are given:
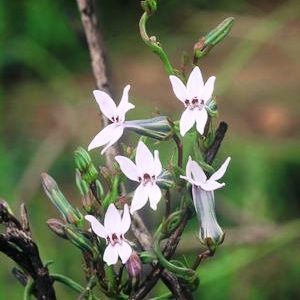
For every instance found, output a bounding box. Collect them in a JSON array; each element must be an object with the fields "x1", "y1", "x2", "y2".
[{"x1": 0, "y1": 0, "x2": 300, "y2": 299}]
